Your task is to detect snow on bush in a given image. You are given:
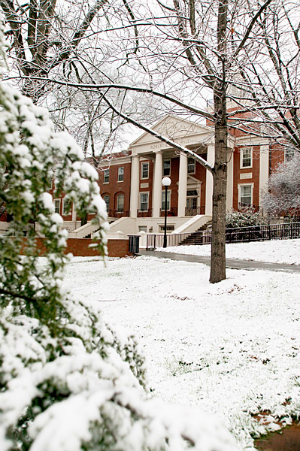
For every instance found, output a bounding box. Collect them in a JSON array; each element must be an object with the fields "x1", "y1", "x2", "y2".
[
  {"x1": 226, "y1": 210, "x2": 267, "y2": 229},
  {"x1": 262, "y1": 155, "x2": 300, "y2": 219},
  {"x1": 0, "y1": 24, "x2": 239, "y2": 451}
]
